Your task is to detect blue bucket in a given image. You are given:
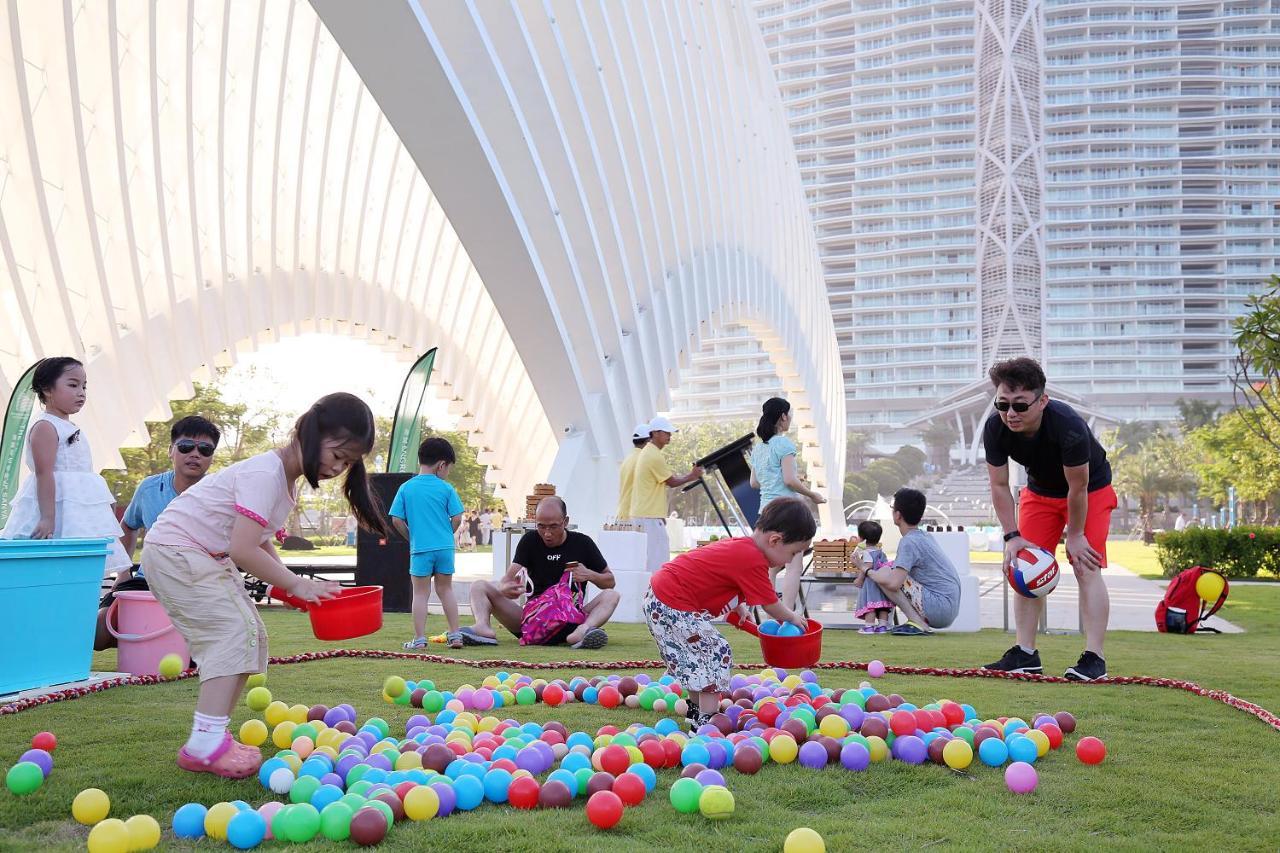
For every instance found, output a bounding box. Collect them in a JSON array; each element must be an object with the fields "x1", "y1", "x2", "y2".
[{"x1": 0, "y1": 538, "x2": 111, "y2": 695}]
